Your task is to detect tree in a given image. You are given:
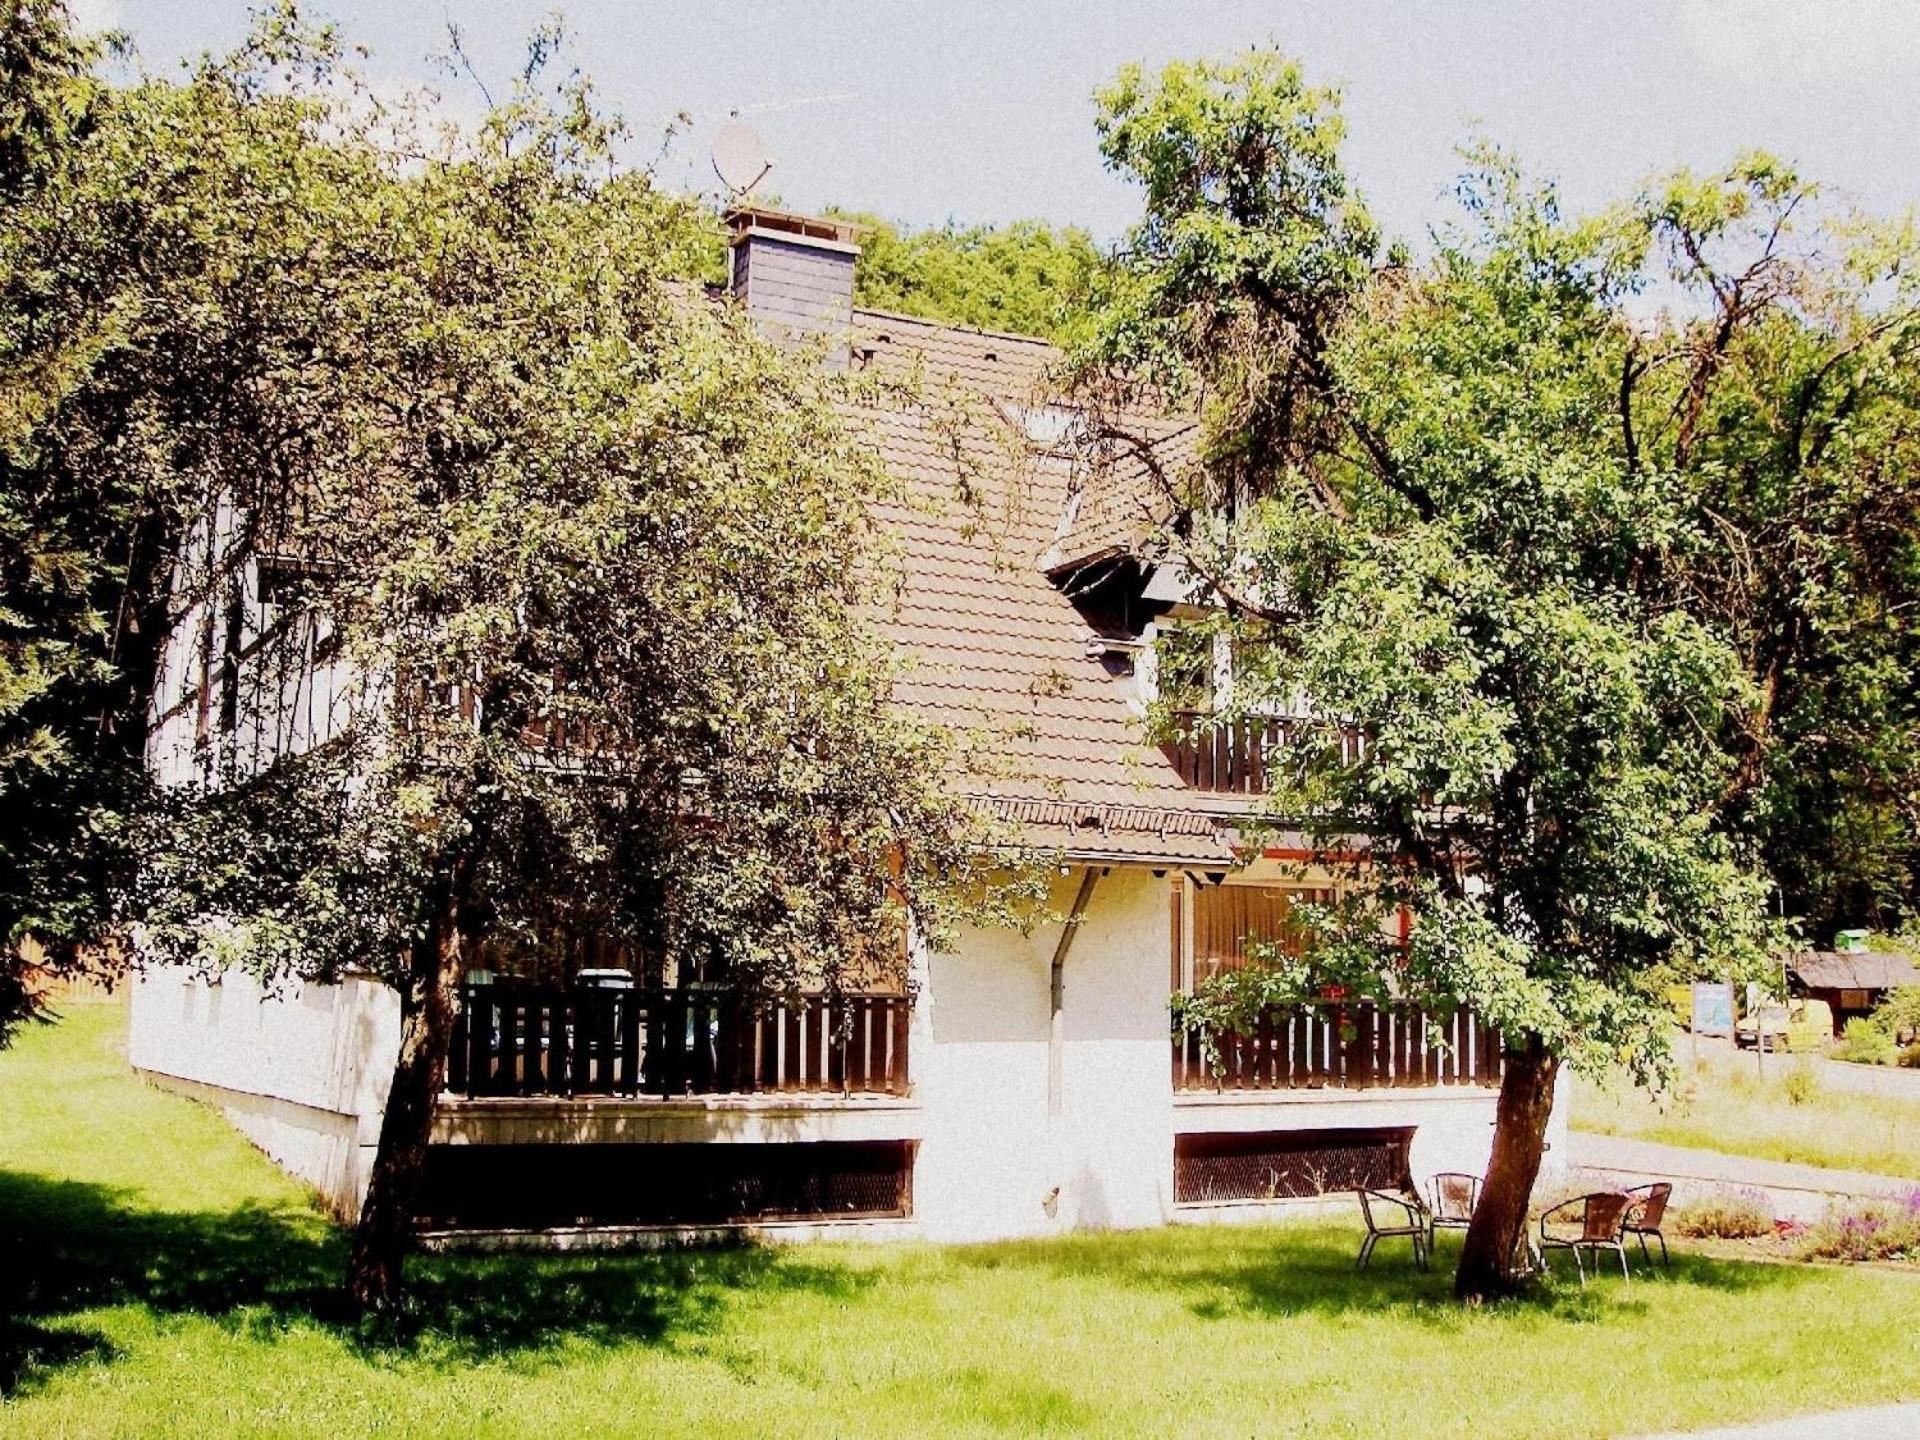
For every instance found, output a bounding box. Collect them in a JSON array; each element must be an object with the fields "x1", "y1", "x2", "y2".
[
  {"x1": 114, "y1": 20, "x2": 1024, "y2": 1312},
  {"x1": 1076, "y1": 50, "x2": 1920, "y2": 1298},
  {"x1": 0, "y1": 0, "x2": 380, "y2": 1038},
  {"x1": 832, "y1": 210, "x2": 1102, "y2": 342},
  {"x1": 1639, "y1": 169, "x2": 1920, "y2": 938}
]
